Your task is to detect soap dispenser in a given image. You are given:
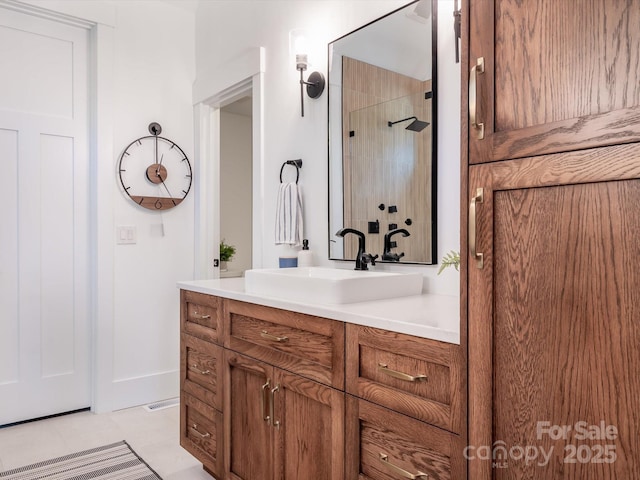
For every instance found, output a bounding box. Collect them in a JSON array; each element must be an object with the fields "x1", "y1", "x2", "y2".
[{"x1": 298, "y1": 239, "x2": 314, "y2": 267}]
